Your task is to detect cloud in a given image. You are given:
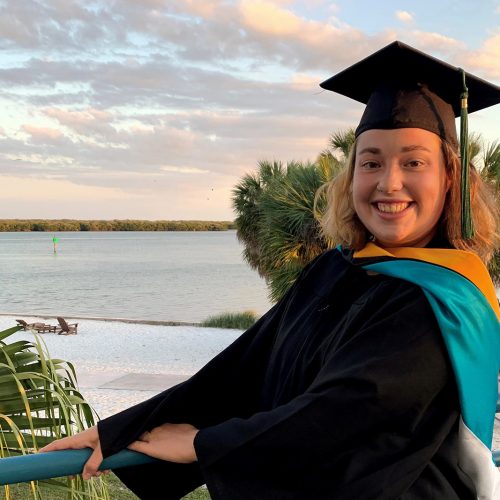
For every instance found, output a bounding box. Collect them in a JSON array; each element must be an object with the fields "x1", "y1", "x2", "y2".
[
  {"x1": 461, "y1": 34, "x2": 500, "y2": 79},
  {"x1": 160, "y1": 166, "x2": 210, "y2": 174},
  {"x1": 0, "y1": 175, "x2": 132, "y2": 201},
  {"x1": 408, "y1": 31, "x2": 465, "y2": 53},
  {"x1": 5, "y1": 152, "x2": 74, "y2": 166},
  {"x1": 240, "y1": 0, "x2": 301, "y2": 36},
  {"x1": 42, "y1": 108, "x2": 115, "y2": 137},
  {"x1": 395, "y1": 10, "x2": 413, "y2": 22},
  {"x1": 290, "y1": 73, "x2": 319, "y2": 90},
  {"x1": 21, "y1": 125, "x2": 63, "y2": 140}
]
